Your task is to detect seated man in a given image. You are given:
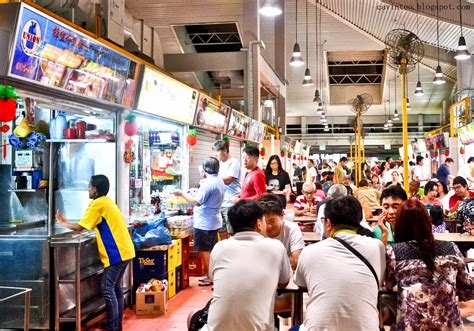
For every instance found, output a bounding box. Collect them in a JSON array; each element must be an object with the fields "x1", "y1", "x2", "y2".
[
  {"x1": 449, "y1": 176, "x2": 474, "y2": 214},
  {"x1": 314, "y1": 184, "x2": 347, "y2": 236},
  {"x1": 295, "y1": 196, "x2": 386, "y2": 330},
  {"x1": 294, "y1": 182, "x2": 322, "y2": 216},
  {"x1": 257, "y1": 193, "x2": 305, "y2": 270},
  {"x1": 373, "y1": 185, "x2": 408, "y2": 246},
  {"x1": 194, "y1": 200, "x2": 292, "y2": 331}
]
